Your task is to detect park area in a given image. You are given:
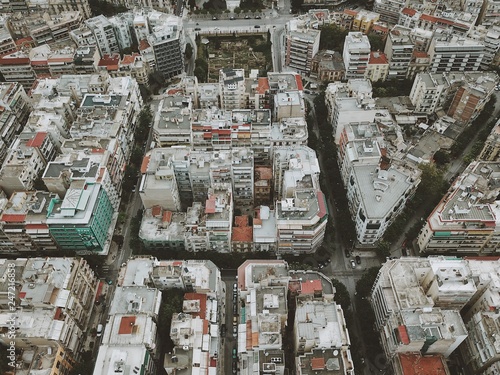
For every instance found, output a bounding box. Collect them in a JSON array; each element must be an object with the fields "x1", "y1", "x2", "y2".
[{"x1": 194, "y1": 33, "x2": 272, "y2": 82}]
